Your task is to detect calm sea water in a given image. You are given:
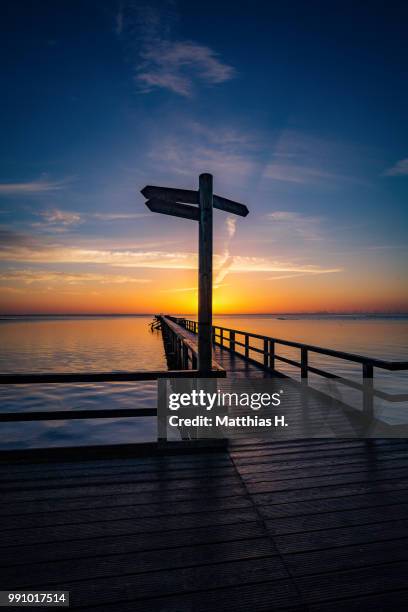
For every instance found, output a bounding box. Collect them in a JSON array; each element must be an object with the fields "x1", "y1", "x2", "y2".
[{"x1": 0, "y1": 315, "x2": 407, "y2": 448}]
